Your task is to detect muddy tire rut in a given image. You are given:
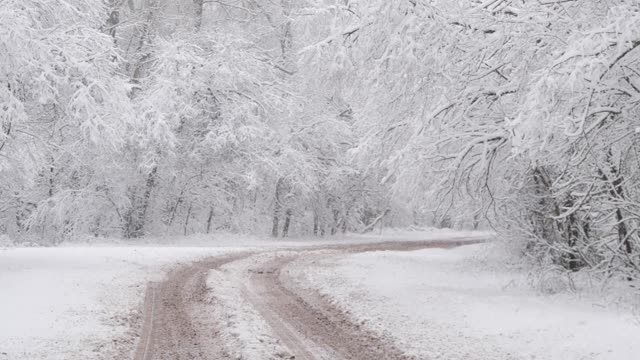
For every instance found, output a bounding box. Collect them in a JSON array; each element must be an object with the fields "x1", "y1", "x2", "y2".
[
  {"x1": 245, "y1": 254, "x2": 413, "y2": 360},
  {"x1": 133, "y1": 253, "x2": 250, "y2": 360},
  {"x1": 131, "y1": 239, "x2": 483, "y2": 360}
]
